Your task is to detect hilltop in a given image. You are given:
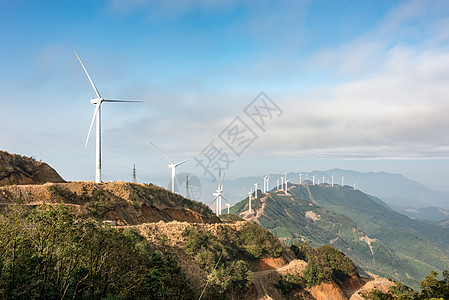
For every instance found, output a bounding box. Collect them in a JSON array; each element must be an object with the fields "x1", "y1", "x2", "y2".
[
  {"x1": 231, "y1": 182, "x2": 449, "y2": 288},
  {"x1": 0, "y1": 150, "x2": 65, "y2": 186},
  {"x1": 0, "y1": 181, "x2": 219, "y2": 224}
]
